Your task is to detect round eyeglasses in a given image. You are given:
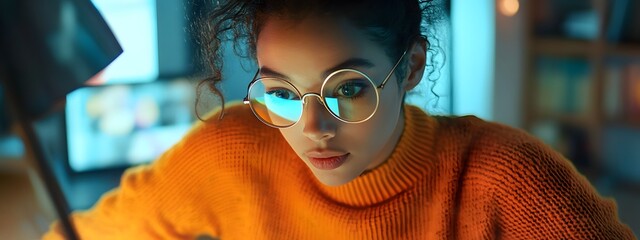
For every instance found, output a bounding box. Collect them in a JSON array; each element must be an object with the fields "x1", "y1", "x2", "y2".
[{"x1": 243, "y1": 51, "x2": 407, "y2": 128}]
